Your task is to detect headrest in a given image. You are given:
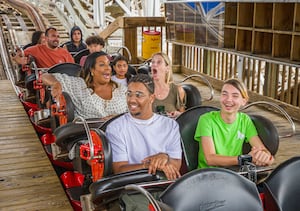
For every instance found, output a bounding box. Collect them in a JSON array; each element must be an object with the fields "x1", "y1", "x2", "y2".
[
  {"x1": 160, "y1": 168, "x2": 263, "y2": 210},
  {"x1": 263, "y1": 156, "x2": 300, "y2": 211},
  {"x1": 176, "y1": 106, "x2": 219, "y2": 172},
  {"x1": 48, "y1": 62, "x2": 81, "y2": 77},
  {"x1": 243, "y1": 114, "x2": 279, "y2": 155},
  {"x1": 90, "y1": 169, "x2": 166, "y2": 205},
  {"x1": 181, "y1": 84, "x2": 202, "y2": 108}
]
